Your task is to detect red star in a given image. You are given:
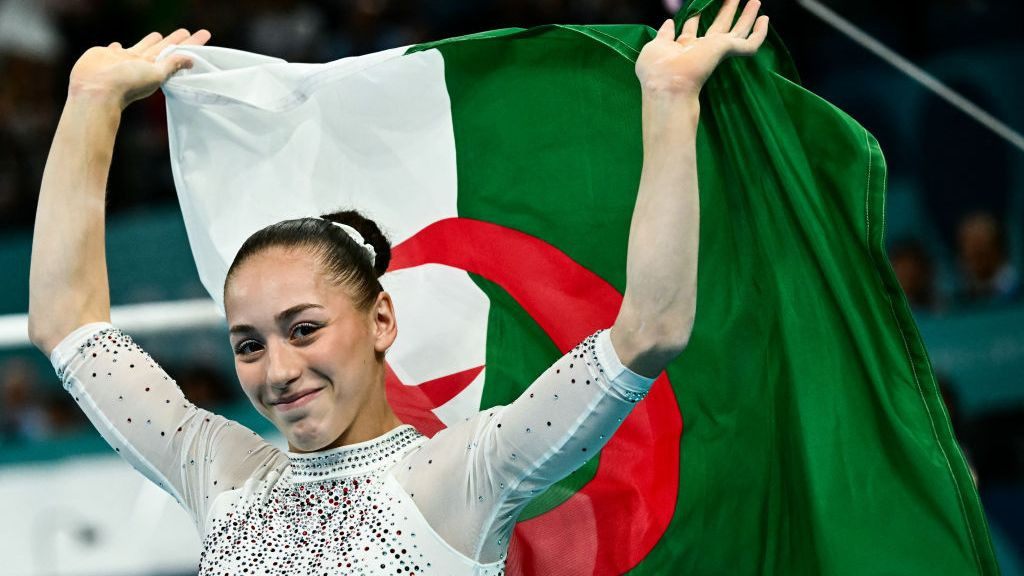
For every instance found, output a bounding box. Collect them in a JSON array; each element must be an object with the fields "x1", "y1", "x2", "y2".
[{"x1": 385, "y1": 363, "x2": 484, "y2": 437}]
